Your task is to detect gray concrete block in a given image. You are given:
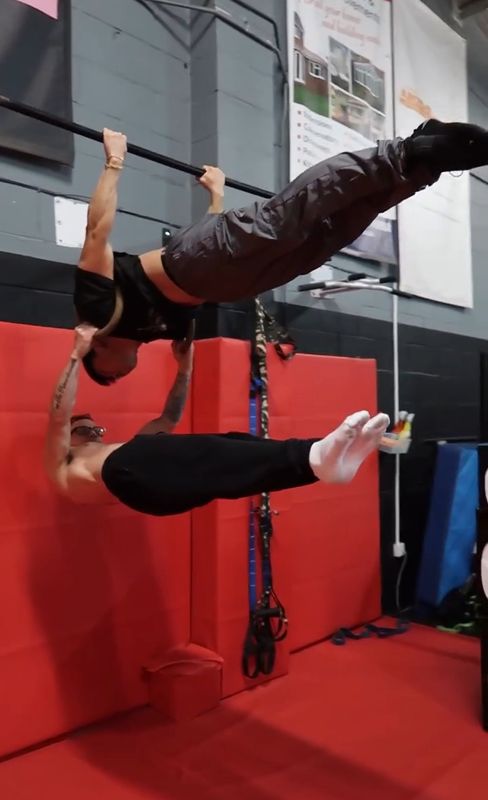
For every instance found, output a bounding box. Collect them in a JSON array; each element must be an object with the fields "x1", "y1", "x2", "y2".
[
  {"x1": 191, "y1": 63, "x2": 217, "y2": 105},
  {"x1": 73, "y1": 0, "x2": 191, "y2": 57},
  {"x1": 73, "y1": 8, "x2": 191, "y2": 86},
  {"x1": 218, "y1": 66, "x2": 275, "y2": 113},
  {"x1": 218, "y1": 30, "x2": 276, "y2": 79},
  {"x1": 0, "y1": 184, "x2": 42, "y2": 239},
  {"x1": 191, "y1": 96, "x2": 219, "y2": 146},
  {"x1": 217, "y1": 0, "x2": 280, "y2": 44},
  {"x1": 191, "y1": 135, "x2": 218, "y2": 168},
  {"x1": 217, "y1": 91, "x2": 275, "y2": 152}
]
